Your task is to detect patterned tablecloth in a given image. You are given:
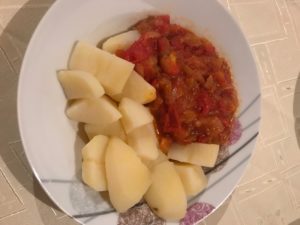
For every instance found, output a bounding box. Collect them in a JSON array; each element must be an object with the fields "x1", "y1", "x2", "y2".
[{"x1": 0, "y1": 0, "x2": 300, "y2": 224}]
